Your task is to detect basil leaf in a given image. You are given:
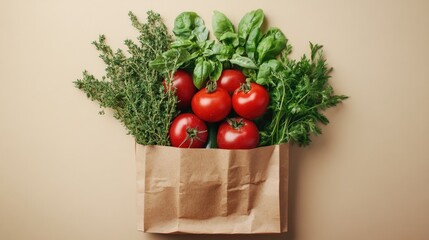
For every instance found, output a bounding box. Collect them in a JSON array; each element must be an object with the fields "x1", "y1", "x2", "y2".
[
  {"x1": 230, "y1": 54, "x2": 258, "y2": 69},
  {"x1": 204, "y1": 40, "x2": 215, "y2": 49},
  {"x1": 246, "y1": 27, "x2": 263, "y2": 60},
  {"x1": 212, "y1": 11, "x2": 235, "y2": 41},
  {"x1": 149, "y1": 48, "x2": 190, "y2": 72},
  {"x1": 188, "y1": 51, "x2": 201, "y2": 61},
  {"x1": 193, "y1": 59, "x2": 212, "y2": 89},
  {"x1": 219, "y1": 32, "x2": 239, "y2": 47},
  {"x1": 193, "y1": 26, "x2": 209, "y2": 42},
  {"x1": 211, "y1": 43, "x2": 222, "y2": 54},
  {"x1": 213, "y1": 43, "x2": 234, "y2": 62},
  {"x1": 235, "y1": 46, "x2": 245, "y2": 55},
  {"x1": 170, "y1": 39, "x2": 194, "y2": 49},
  {"x1": 256, "y1": 63, "x2": 272, "y2": 85},
  {"x1": 238, "y1": 9, "x2": 264, "y2": 46},
  {"x1": 162, "y1": 48, "x2": 189, "y2": 60},
  {"x1": 203, "y1": 49, "x2": 214, "y2": 57},
  {"x1": 257, "y1": 28, "x2": 287, "y2": 63},
  {"x1": 256, "y1": 59, "x2": 283, "y2": 85},
  {"x1": 200, "y1": 40, "x2": 215, "y2": 57},
  {"x1": 148, "y1": 57, "x2": 168, "y2": 72},
  {"x1": 173, "y1": 12, "x2": 208, "y2": 41},
  {"x1": 173, "y1": 12, "x2": 198, "y2": 39},
  {"x1": 242, "y1": 68, "x2": 257, "y2": 81},
  {"x1": 209, "y1": 60, "x2": 223, "y2": 81}
]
